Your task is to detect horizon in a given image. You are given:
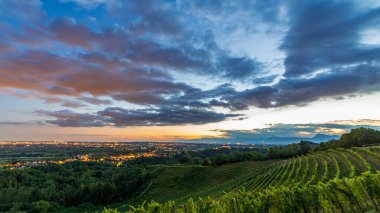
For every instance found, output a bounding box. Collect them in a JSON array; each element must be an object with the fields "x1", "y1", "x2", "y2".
[
  {"x1": 1, "y1": 122, "x2": 378, "y2": 144},
  {"x1": 1, "y1": 0, "x2": 380, "y2": 142}
]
